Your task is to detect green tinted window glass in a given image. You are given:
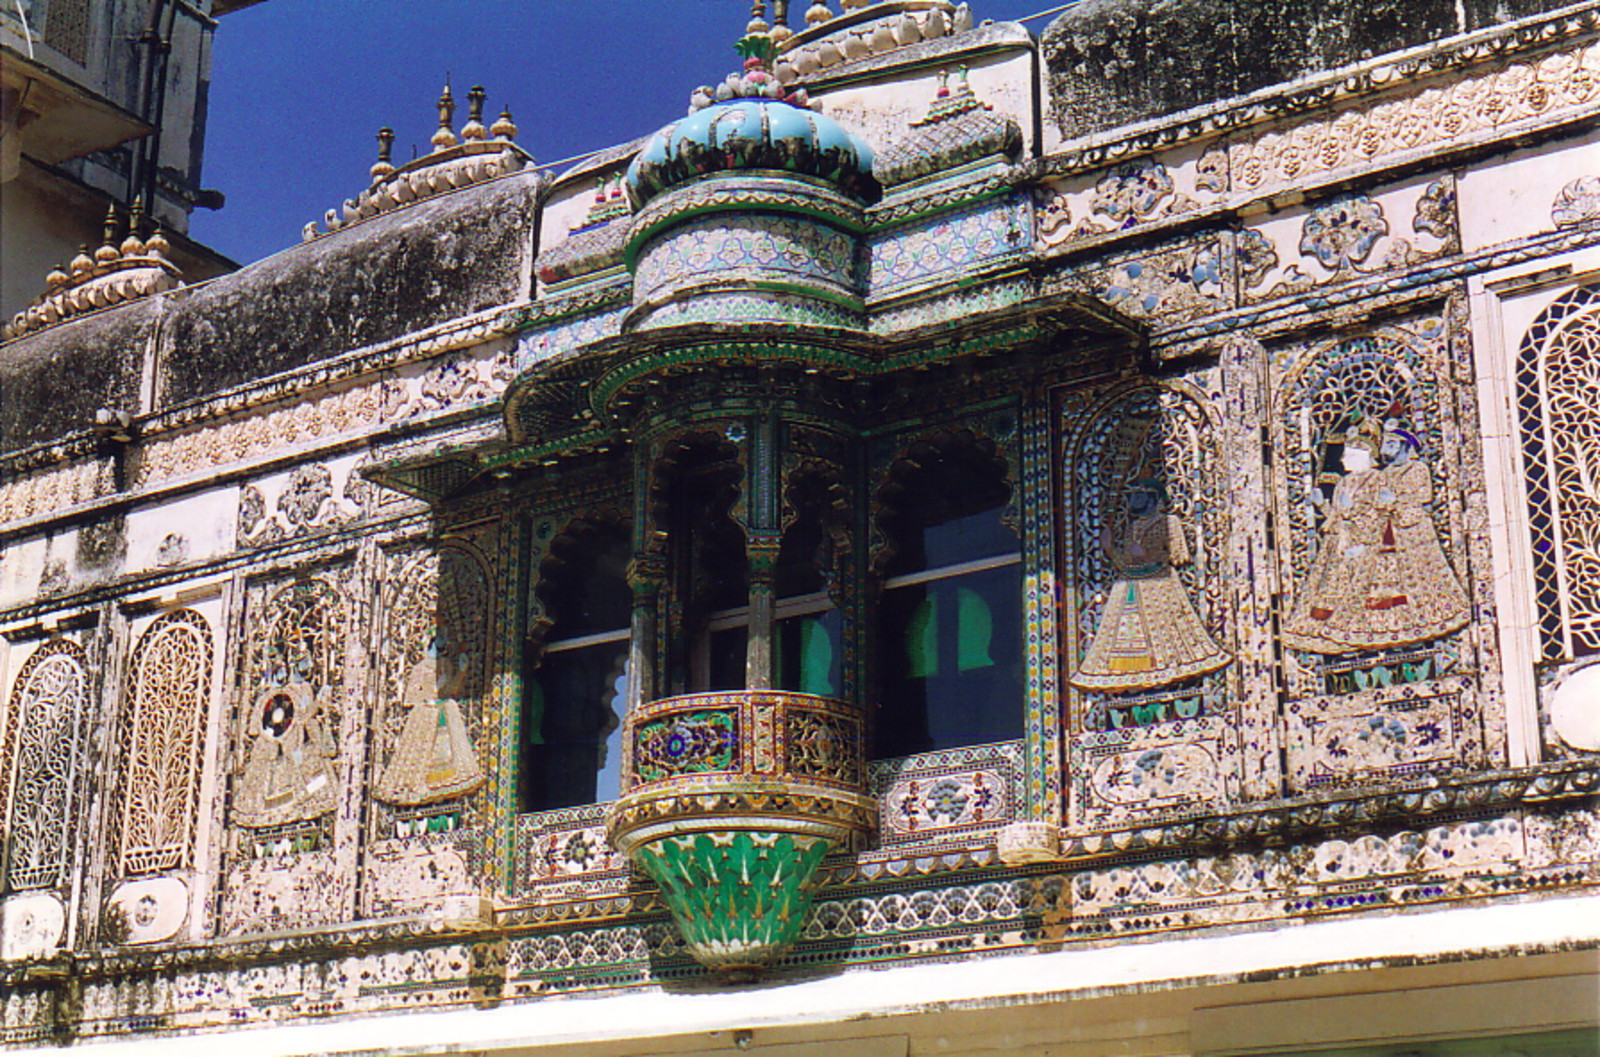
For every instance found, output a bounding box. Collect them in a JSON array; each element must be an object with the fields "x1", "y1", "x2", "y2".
[
  {"x1": 798, "y1": 616, "x2": 836, "y2": 695},
  {"x1": 906, "y1": 595, "x2": 938, "y2": 679},
  {"x1": 956, "y1": 586, "x2": 994, "y2": 673}
]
